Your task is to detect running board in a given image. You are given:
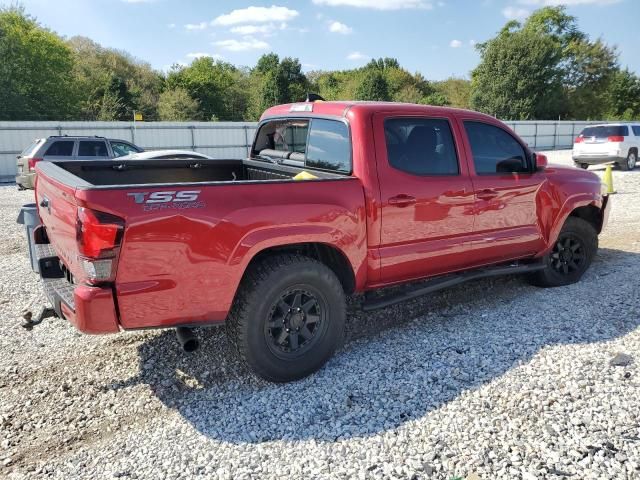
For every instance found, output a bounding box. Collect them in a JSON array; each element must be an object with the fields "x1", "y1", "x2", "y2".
[{"x1": 361, "y1": 261, "x2": 546, "y2": 312}]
